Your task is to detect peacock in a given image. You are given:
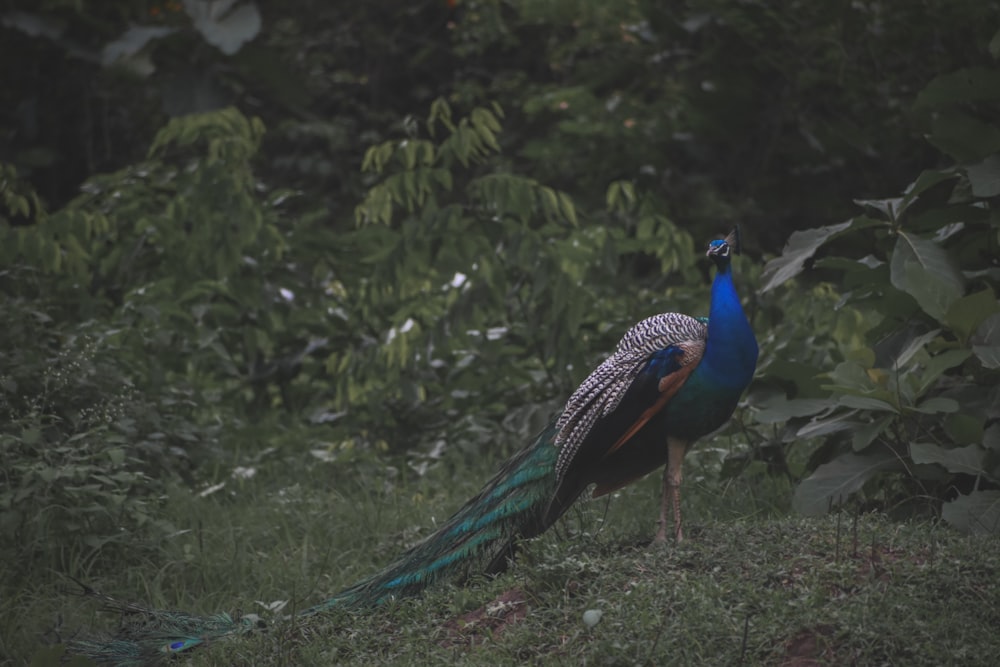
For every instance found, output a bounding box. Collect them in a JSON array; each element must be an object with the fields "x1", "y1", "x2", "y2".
[{"x1": 71, "y1": 229, "x2": 757, "y2": 665}]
